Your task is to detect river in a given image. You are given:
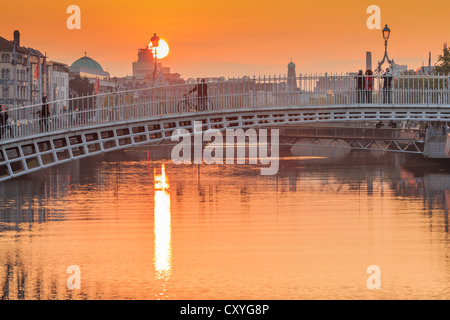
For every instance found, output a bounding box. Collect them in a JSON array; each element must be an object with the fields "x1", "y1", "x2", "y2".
[{"x1": 1, "y1": 145, "x2": 450, "y2": 299}]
